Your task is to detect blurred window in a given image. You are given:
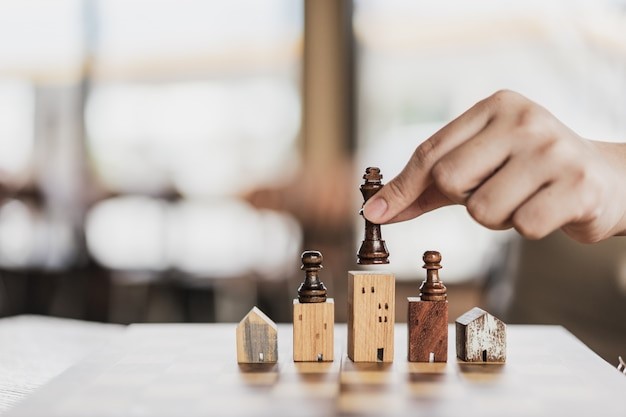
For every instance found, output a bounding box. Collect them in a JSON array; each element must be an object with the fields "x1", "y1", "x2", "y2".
[
  {"x1": 0, "y1": 81, "x2": 34, "y2": 186},
  {"x1": 0, "y1": 0, "x2": 84, "y2": 270},
  {"x1": 86, "y1": 79, "x2": 300, "y2": 196},
  {"x1": 0, "y1": 0, "x2": 83, "y2": 81},
  {"x1": 86, "y1": 0, "x2": 303, "y2": 197},
  {"x1": 84, "y1": 0, "x2": 304, "y2": 276}
]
